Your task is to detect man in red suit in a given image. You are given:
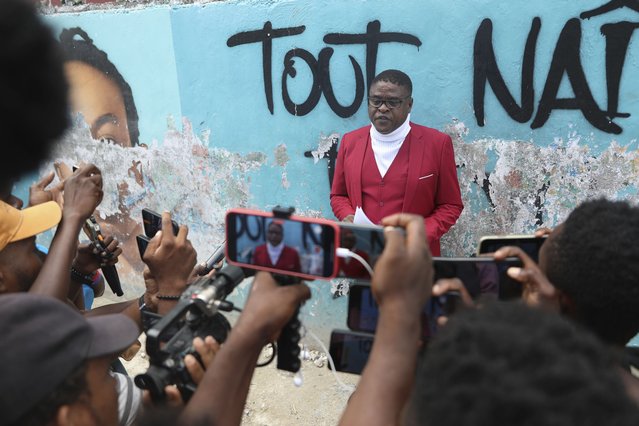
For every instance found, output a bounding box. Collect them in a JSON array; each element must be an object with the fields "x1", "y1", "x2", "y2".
[
  {"x1": 337, "y1": 227, "x2": 371, "y2": 279},
  {"x1": 252, "y1": 221, "x2": 302, "y2": 273},
  {"x1": 330, "y1": 69, "x2": 464, "y2": 256}
]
